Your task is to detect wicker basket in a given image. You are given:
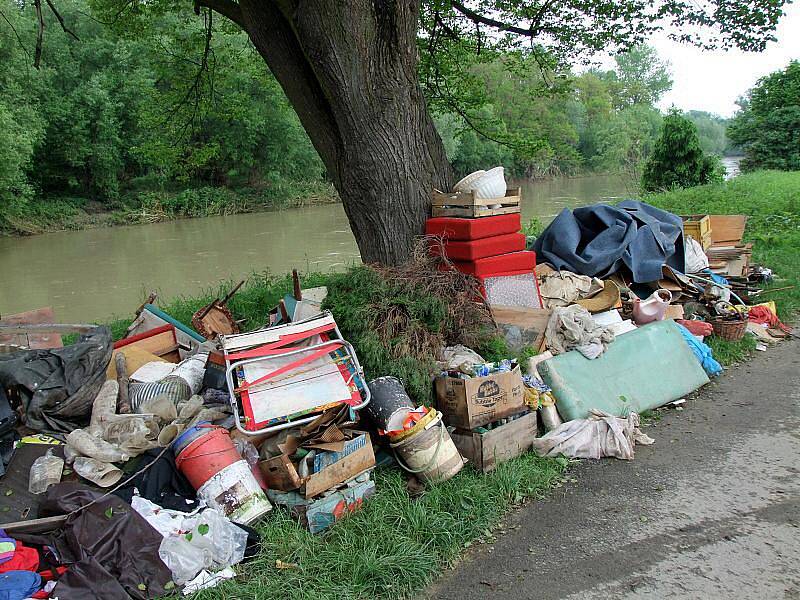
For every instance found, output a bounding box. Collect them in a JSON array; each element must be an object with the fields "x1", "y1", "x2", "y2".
[{"x1": 709, "y1": 317, "x2": 748, "y2": 341}]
